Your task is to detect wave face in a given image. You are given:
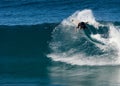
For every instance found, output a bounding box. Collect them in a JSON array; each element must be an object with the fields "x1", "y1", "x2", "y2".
[
  {"x1": 0, "y1": 23, "x2": 57, "y2": 56},
  {"x1": 0, "y1": 23, "x2": 60, "y2": 85},
  {"x1": 48, "y1": 9, "x2": 120, "y2": 66},
  {"x1": 0, "y1": 0, "x2": 120, "y2": 25}
]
